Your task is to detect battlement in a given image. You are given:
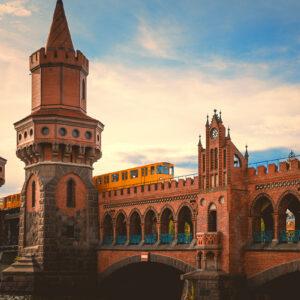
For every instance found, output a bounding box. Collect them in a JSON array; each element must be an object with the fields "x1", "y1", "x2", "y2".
[
  {"x1": 29, "y1": 47, "x2": 89, "y2": 74},
  {"x1": 248, "y1": 158, "x2": 300, "y2": 179},
  {"x1": 99, "y1": 176, "x2": 199, "y2": 203}
]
